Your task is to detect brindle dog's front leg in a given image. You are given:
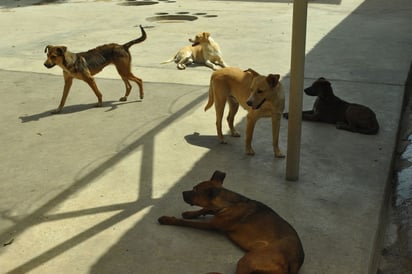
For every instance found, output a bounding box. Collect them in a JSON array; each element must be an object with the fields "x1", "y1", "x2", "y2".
[
  {"x1": 52, "y1": 72, "x2": 73, "y2": 114},
  {"x1": 82, "y1": 75, "x2": 103, "y2": 108}
]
